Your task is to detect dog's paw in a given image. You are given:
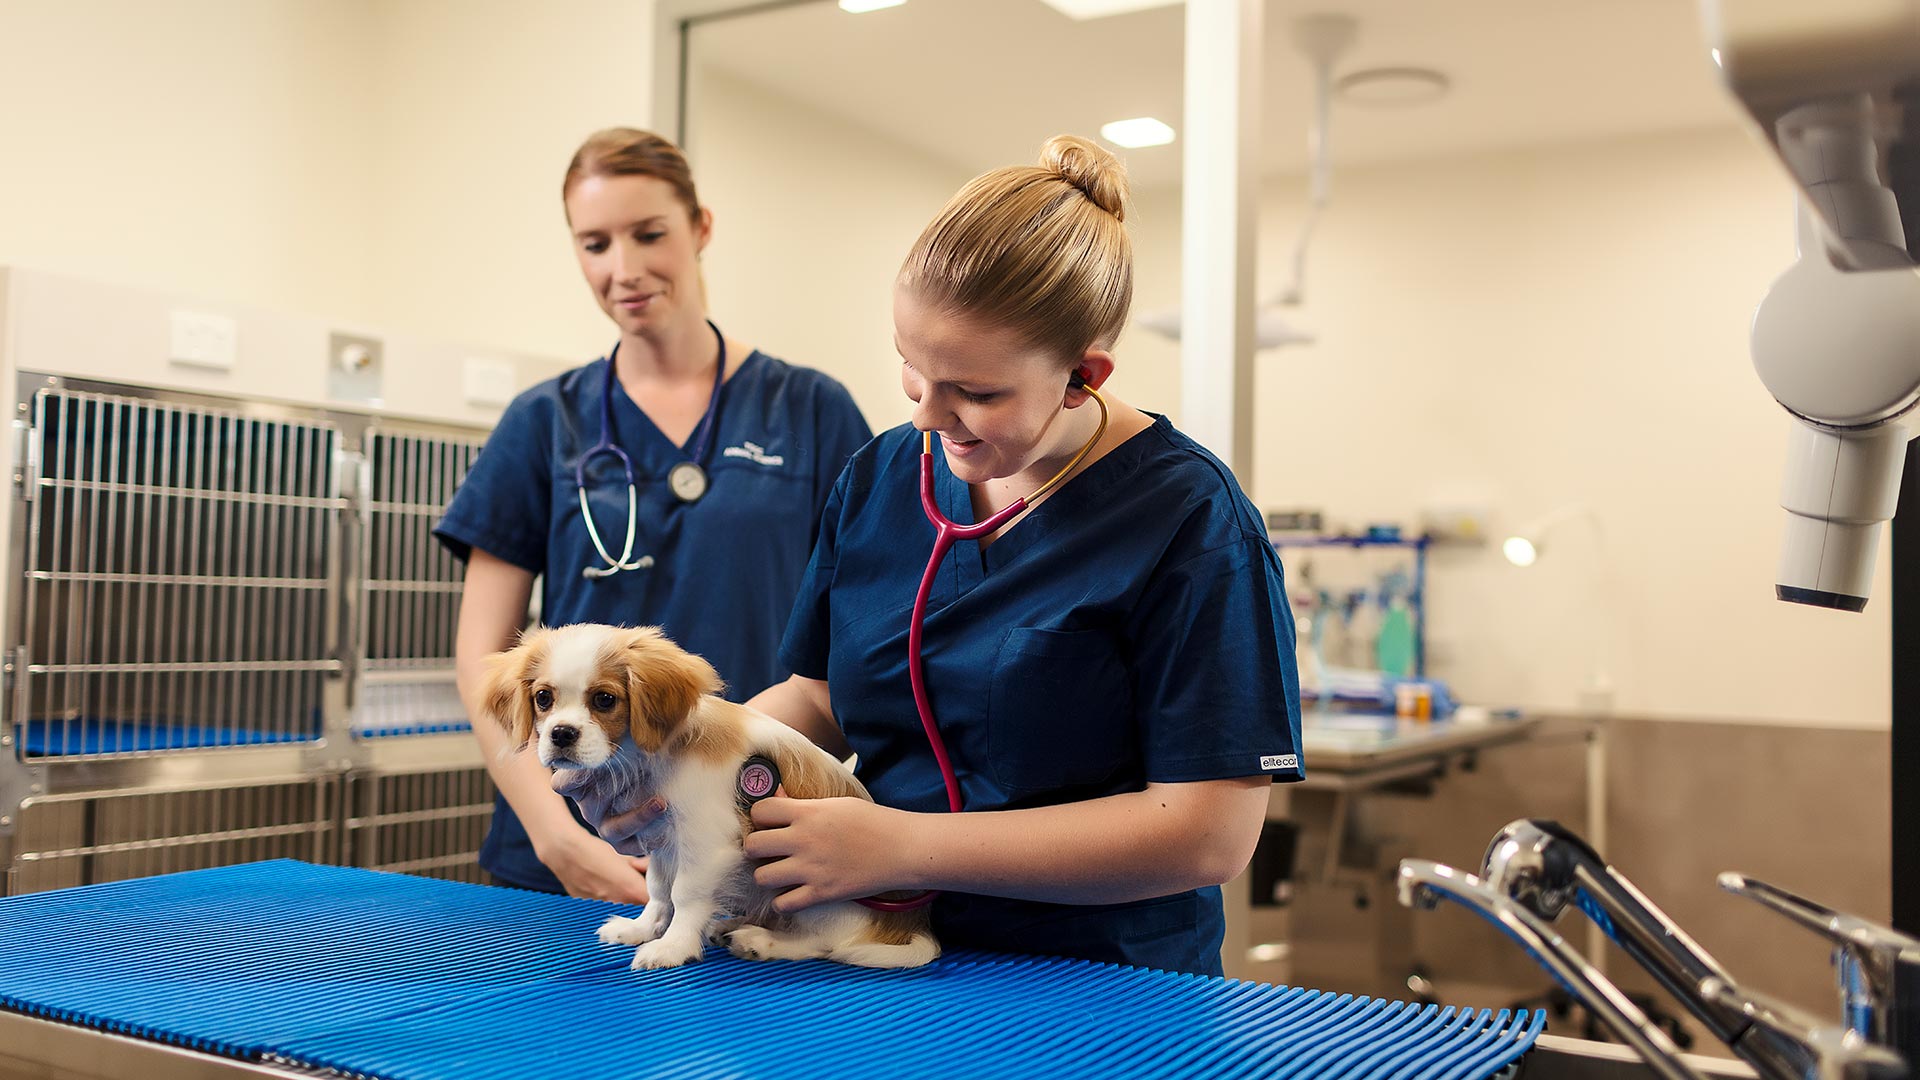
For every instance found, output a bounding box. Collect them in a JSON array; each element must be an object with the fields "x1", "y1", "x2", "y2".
[
  {"x1": 598, "y1": 914, "x2": 665, "y2": 945},
  {"x1": 629, "y1": 937, "x2": 702, "y2": 970}
]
